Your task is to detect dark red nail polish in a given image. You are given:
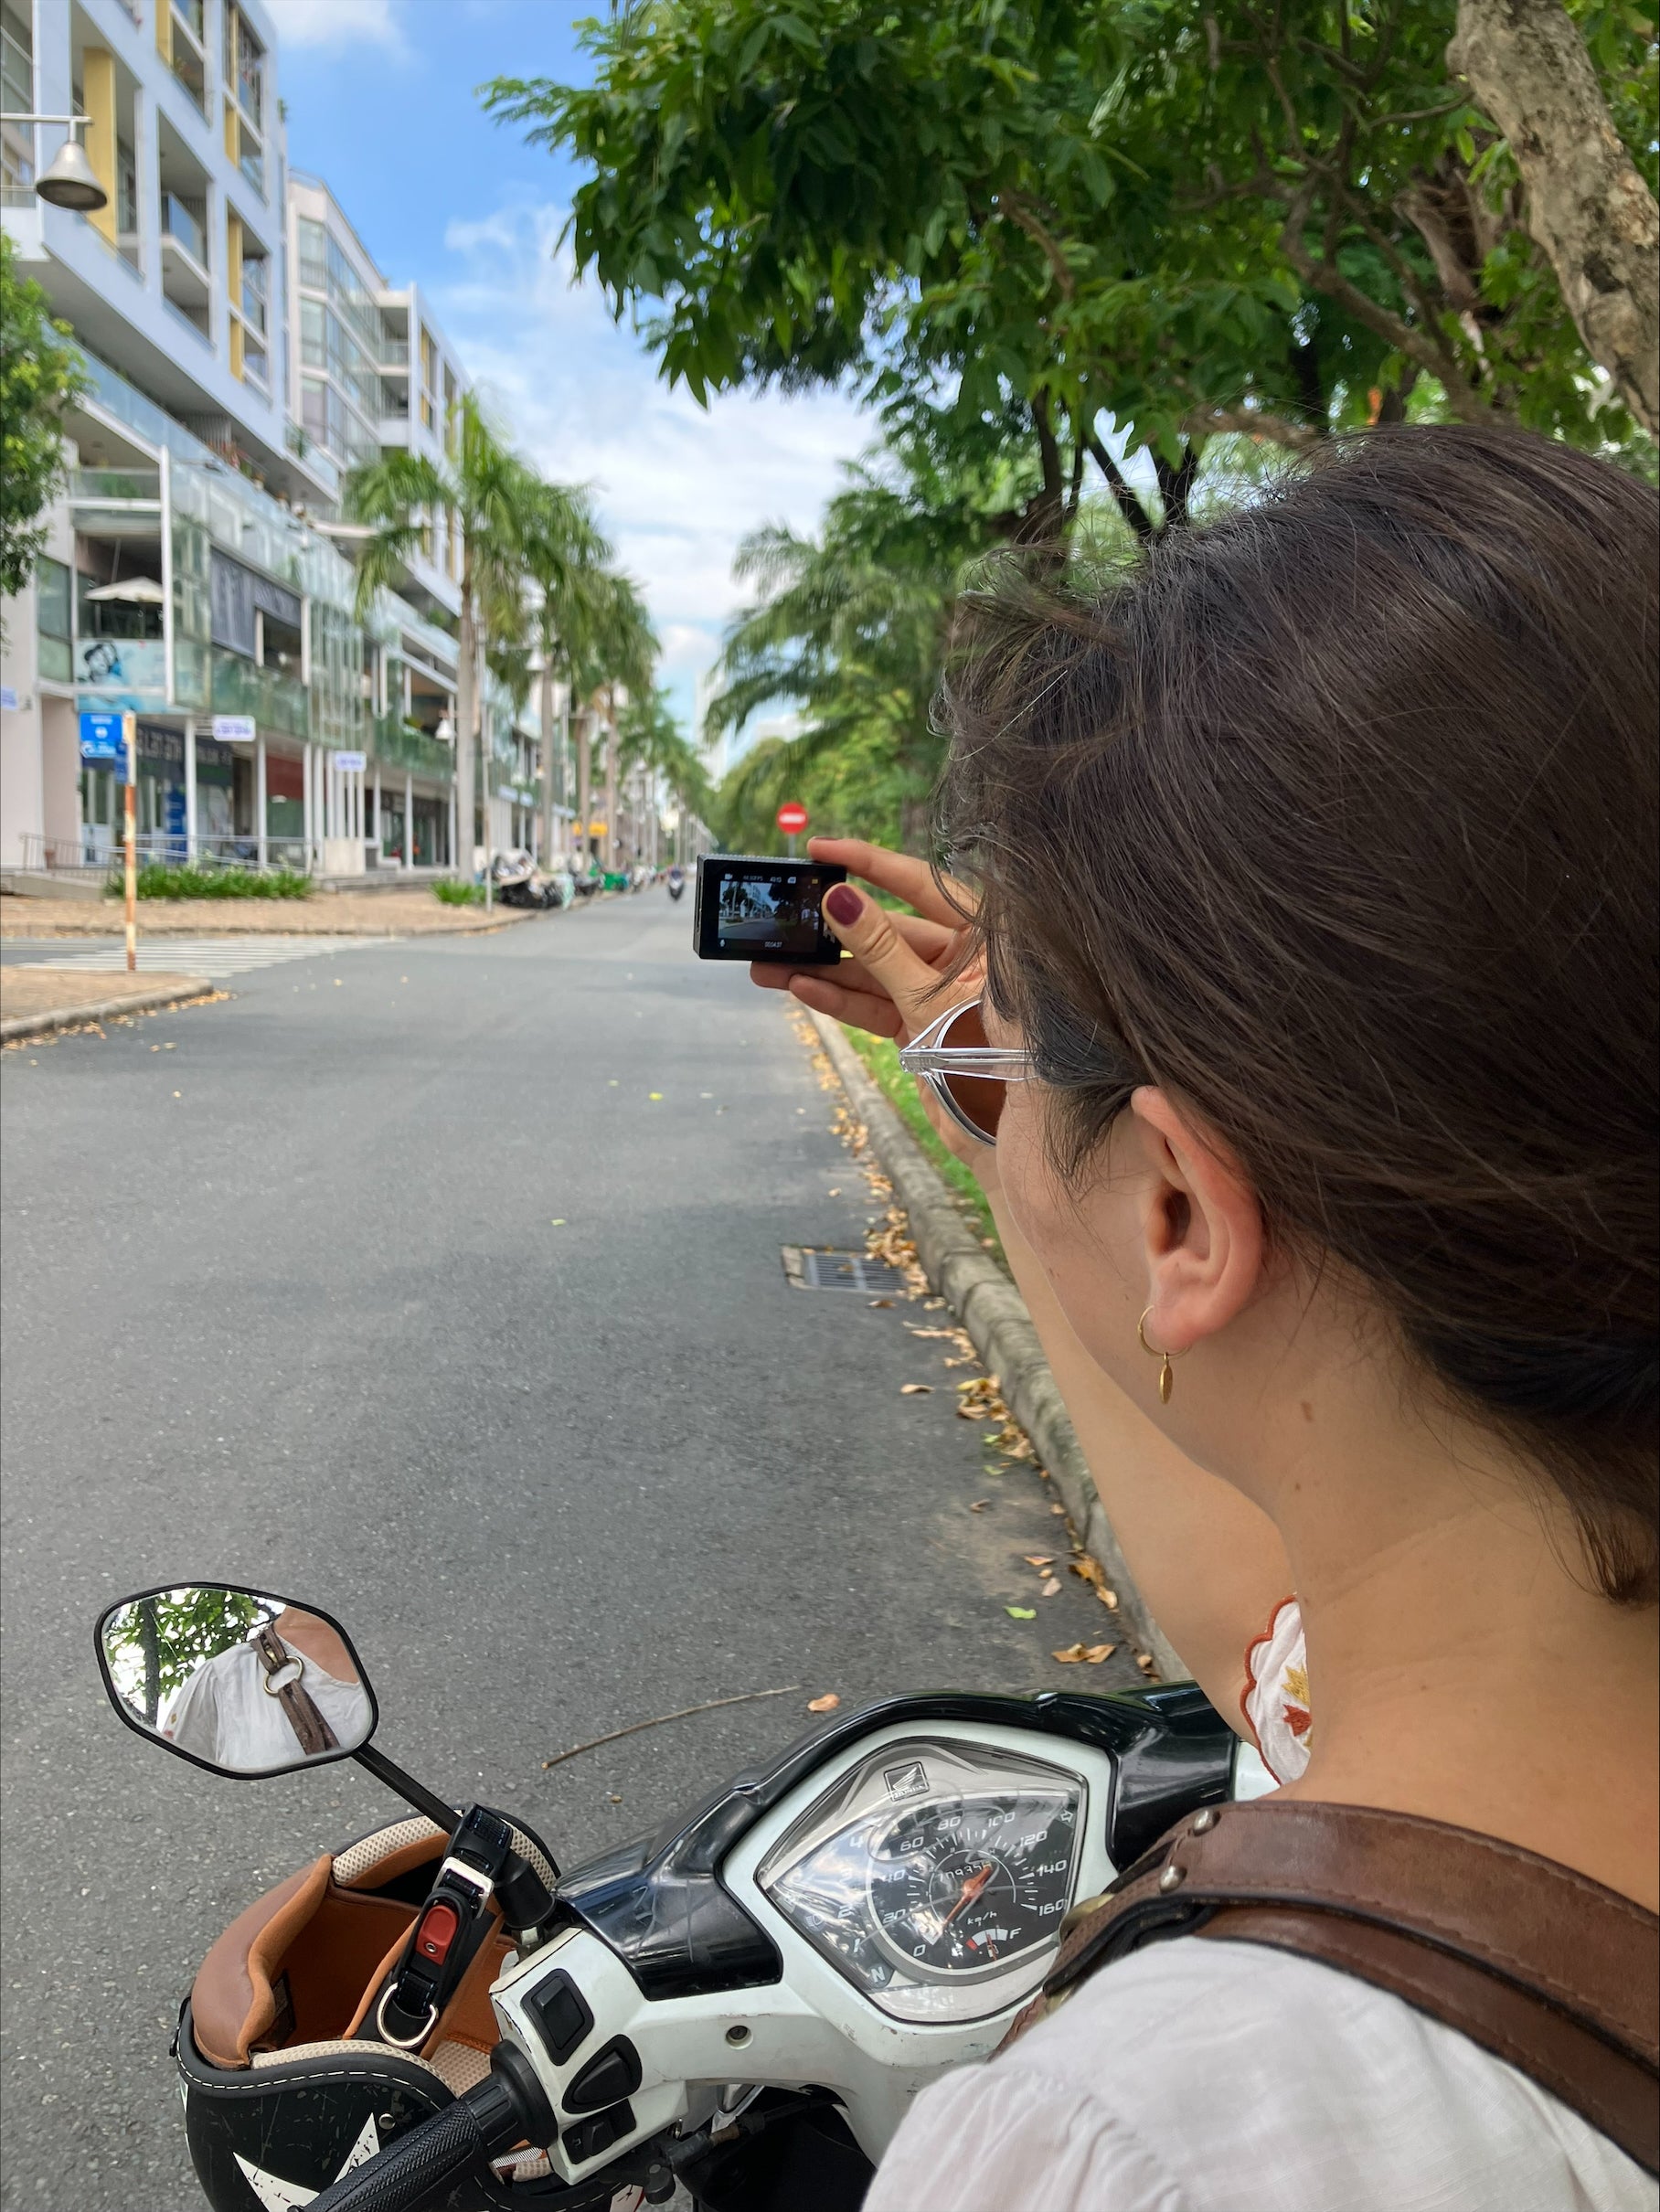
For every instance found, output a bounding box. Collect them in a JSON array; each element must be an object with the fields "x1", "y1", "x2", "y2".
[{"x1": 825, "y1": 885, "x2": 862, "y2": 926}]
